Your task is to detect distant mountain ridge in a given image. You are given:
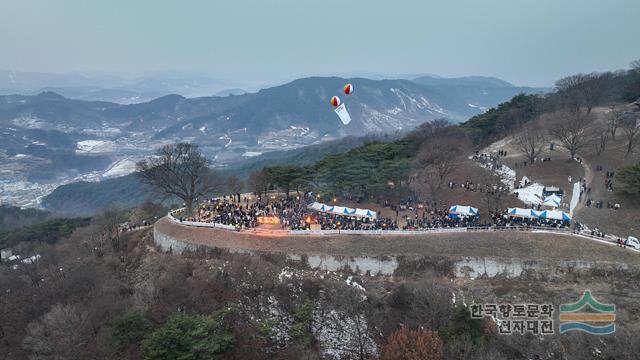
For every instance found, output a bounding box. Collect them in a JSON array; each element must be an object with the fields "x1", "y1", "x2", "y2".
[
  {"x1": 0, "y1": 75, "x2": 545, "y2": 139},
  {"x1": 411, "y1": 75, "x2": 548, "y2": 115},
  {"x1": 0, "y1": 69, "x2": 231, "y2": 103}
]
